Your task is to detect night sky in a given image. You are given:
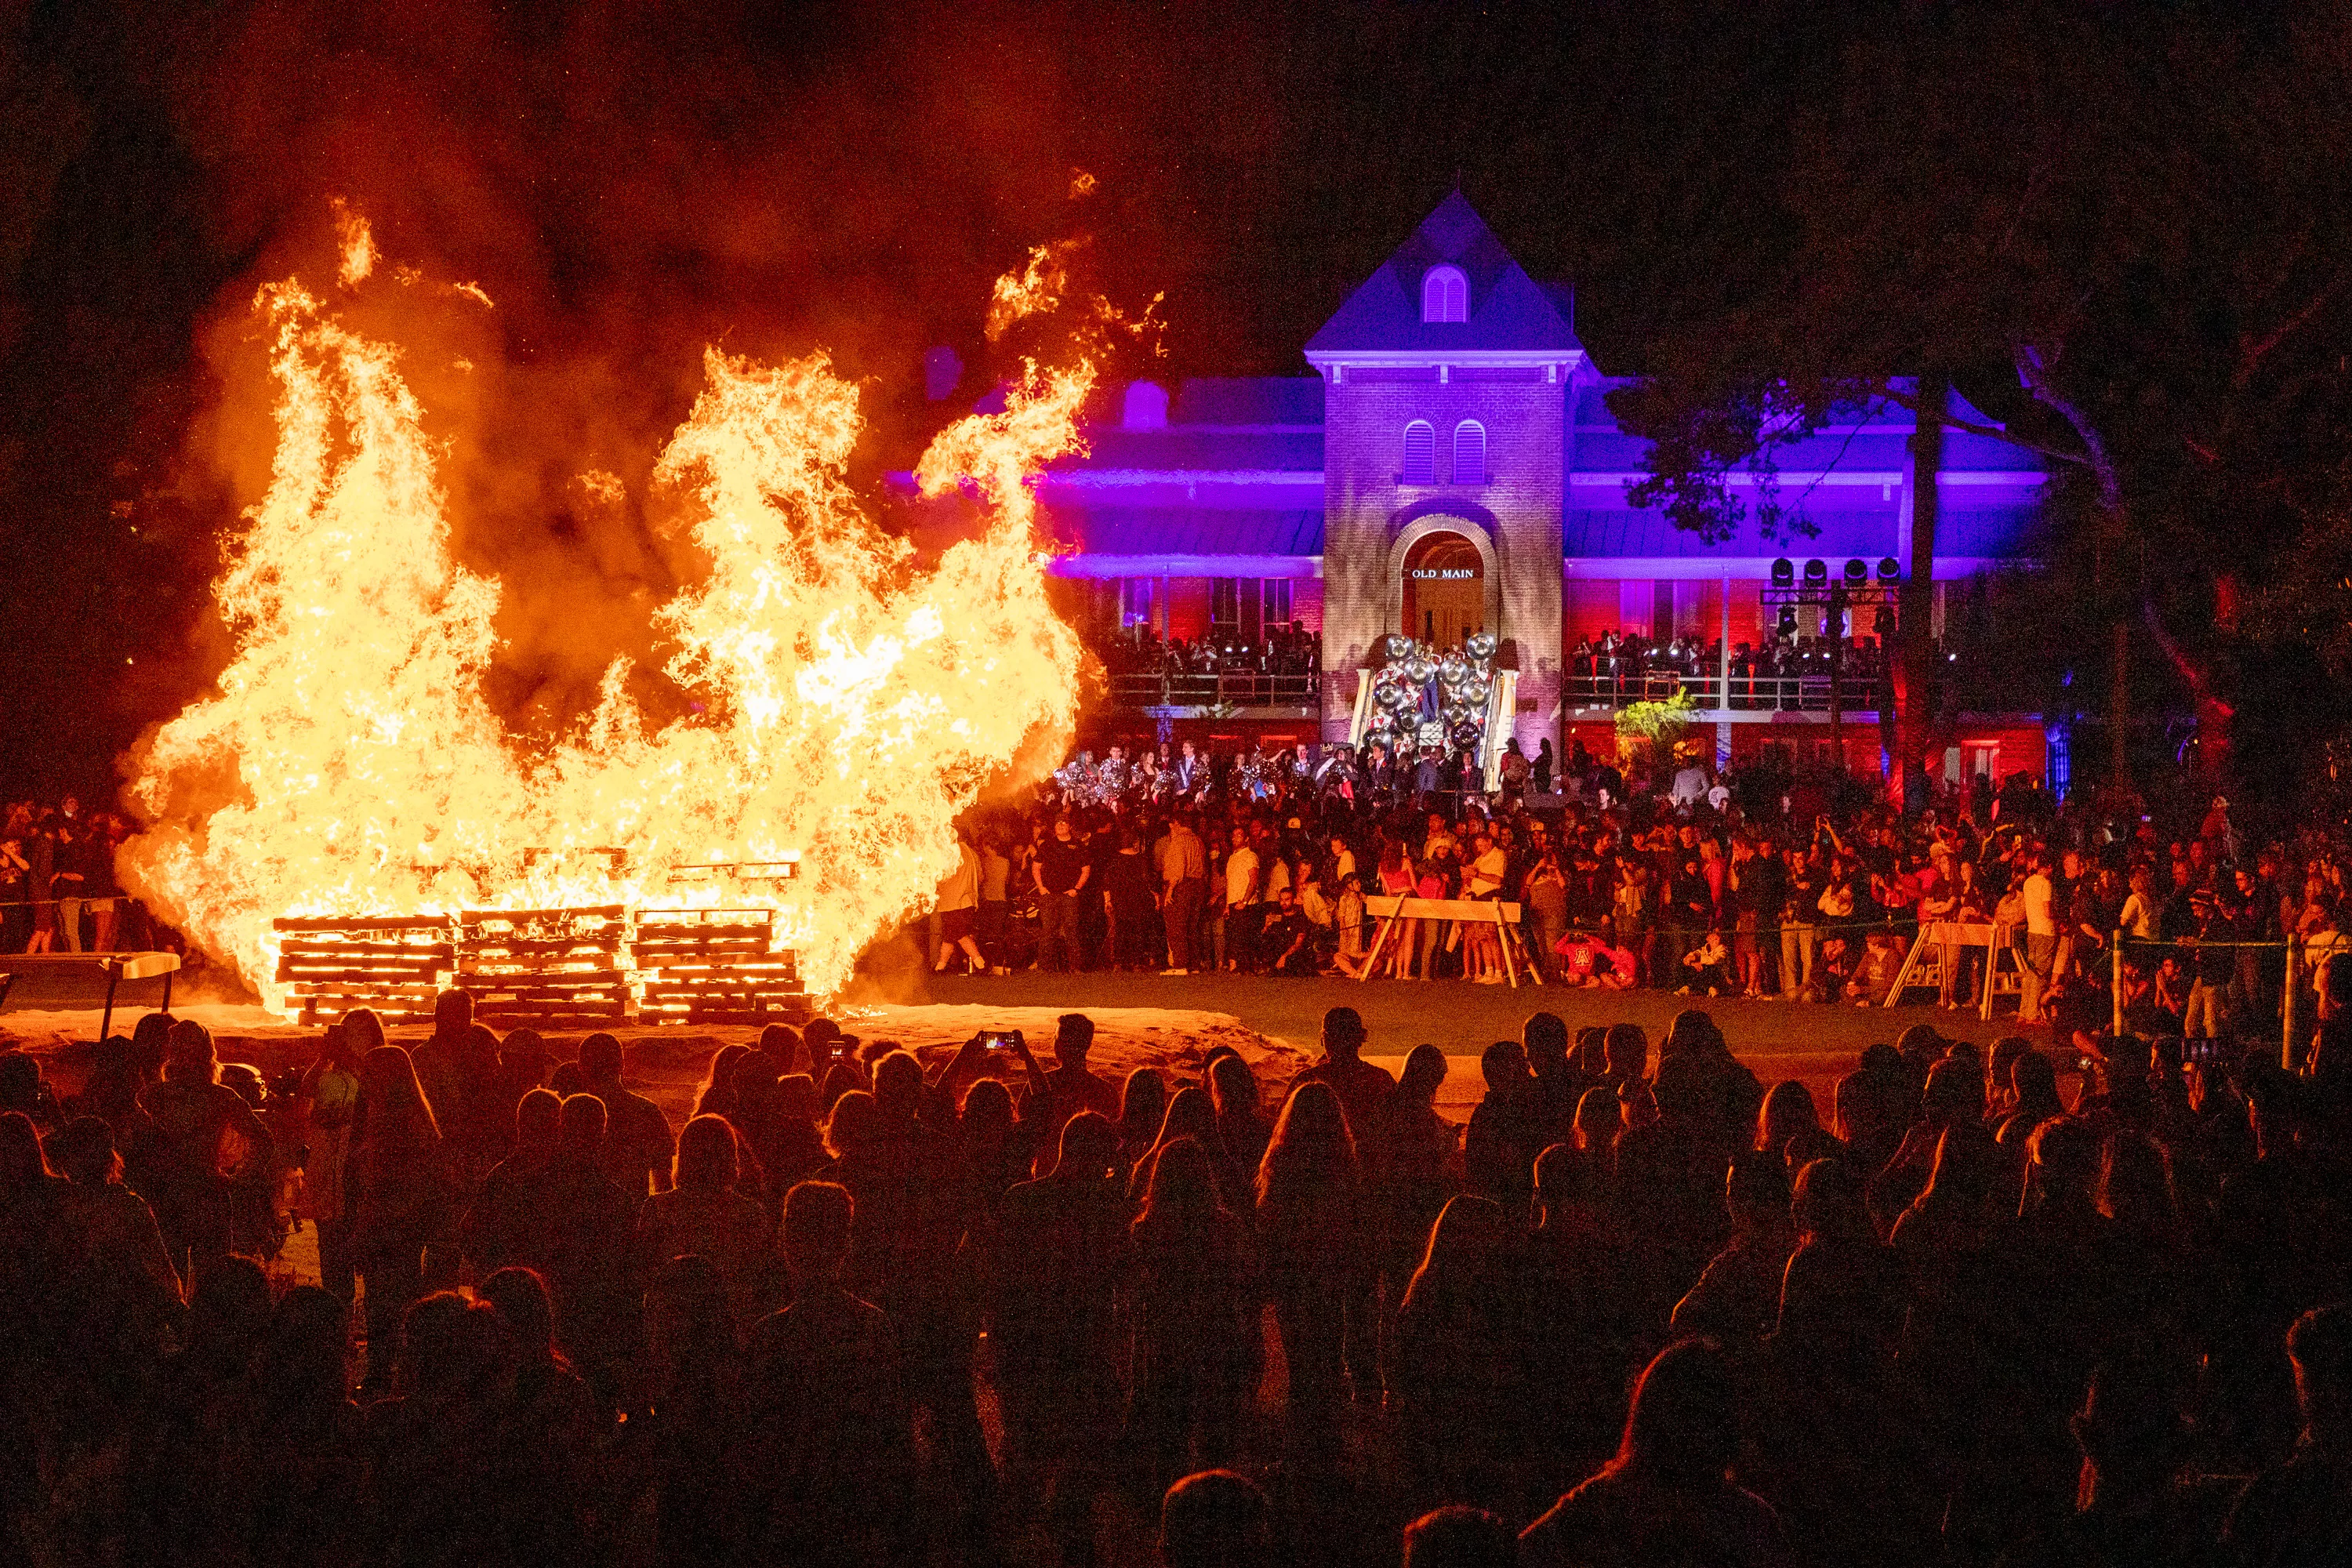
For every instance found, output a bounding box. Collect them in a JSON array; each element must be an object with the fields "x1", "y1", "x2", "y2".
[{"x1": 0, "y1": 0, "x2": 2233, "y2": 797}]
